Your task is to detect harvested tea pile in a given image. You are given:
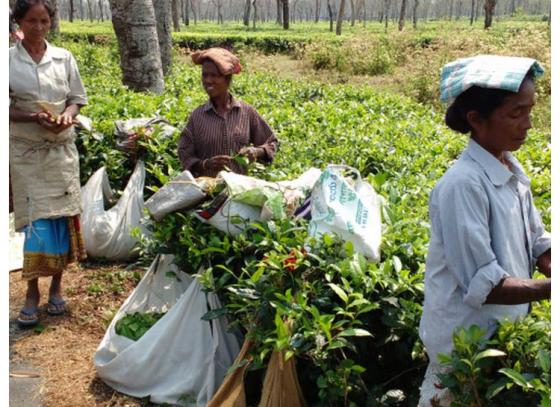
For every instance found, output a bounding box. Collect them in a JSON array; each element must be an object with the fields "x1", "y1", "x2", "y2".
[{"x1": 114, "y1": 312, "x2": 166, "y2": 341}]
